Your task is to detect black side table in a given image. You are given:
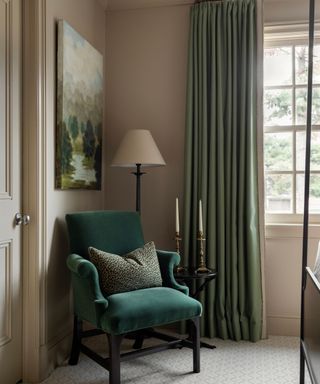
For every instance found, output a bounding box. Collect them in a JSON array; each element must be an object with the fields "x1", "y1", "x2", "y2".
[{"x1": 174, "y1": 267, "x2": 217, "y2": 349}]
